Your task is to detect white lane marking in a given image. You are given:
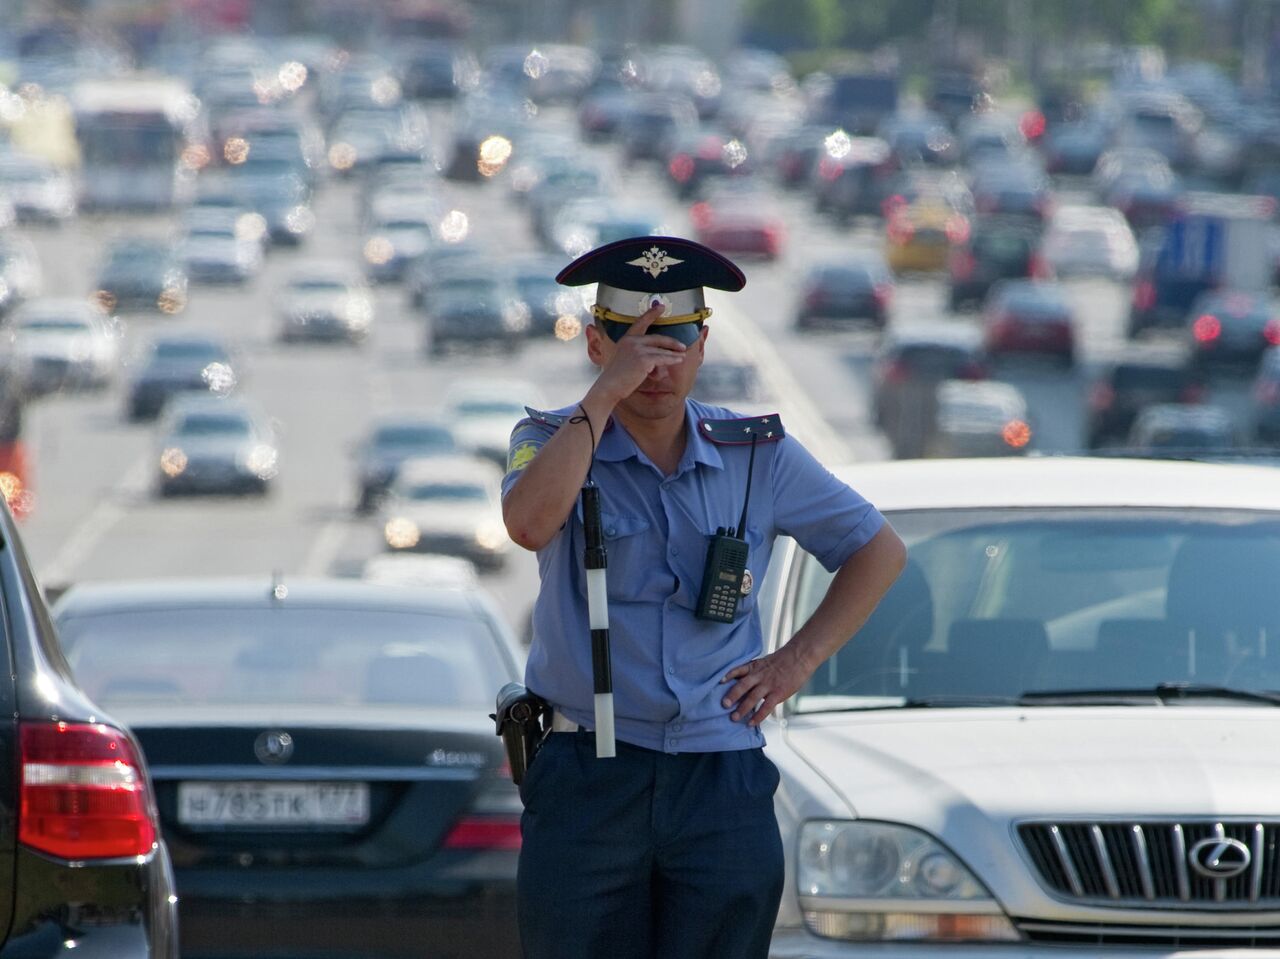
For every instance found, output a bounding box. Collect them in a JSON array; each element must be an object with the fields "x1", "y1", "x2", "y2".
[
  {"x1": 711, "y1": 298, "x2": 851, "y2": 463},
  {"x1": 300, "y1": 519, "x2": 349, "y2": 577},
  {"x1": 40, "y1": 455, "x2": 151, "y2": 586}
]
